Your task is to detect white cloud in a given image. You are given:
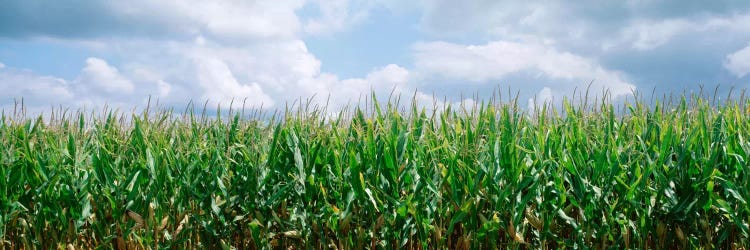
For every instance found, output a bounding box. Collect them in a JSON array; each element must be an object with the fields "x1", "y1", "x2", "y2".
[
  {"x1": 302, "y1": 0, "x2": 403, "y2": 36},
  {"x1": 123, "y1": 64, "x2": 173, "y2": 98},
  {"x1": 187, "y1": 39, "x2": 328, "y2": 106},
  {"x1": 110, "y1": 0, "x2": 307, "y2": 41},
  {"x1": 0, "y1": 58, "x2": 168, "y2": 112},
  {"x1": 77, "y1": 58, "x2": 135, "y2": 94},
  {"x1": 527, "y1": 87, "x2": 553, "y2": 115},
  {"x1": 194, "y1": 56, "x2": 274, "y2": 108},
  {"x1": 0, "y1": 66, "x2": 74, "y2": 113},
  {"x1": 0, "y1": 1, "x2": 311, "y2": 43},
  {"x1": 413, "y1": 41, "x2": 635, "y2": 97},
  {"x1": 108, "y1": 0, "x2": 392, "y2": 40},
  {"x1": 415, "y1": 1, "x2": 750, "y2": 55},
  {"x1": 156, "y1": 80, "x2": 172, "y2": 97},
  {"x1": 304, "y1": 0, "x2": 360, "y2": 35},
  {"x1": 0, "y1": 62, "x2": 5, "y2": 69},
  {"x1": 6, "y1": 0, "x2": 750, "y2": 115},
  {"x1": 130, "y1": 33, "x2": 414, "y2": 109},
  {"x1": 189, "y1": 1, "x2": 304, "y2": 40},
  {"x1": 618, "y1": 13, "x2": 750, "y2": 50},
  {"x1": 725, "y1": 44, "x2": 750, "y2": 78},
  {"x1": 365, "y1": 64, "x2": 410, "y2": 87},
  {"x1": 416, "y1": 1, "x2": 593, "y2": 45},
  {"x1": 414, "y1": 41, "x2": 533, "y2": 82},
  {"x1": 287, "y1": 64, "x2": 412, "y2": 109},
  {"x1": 621, "y1": 19, "x2": 691, "y2": 50}
]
